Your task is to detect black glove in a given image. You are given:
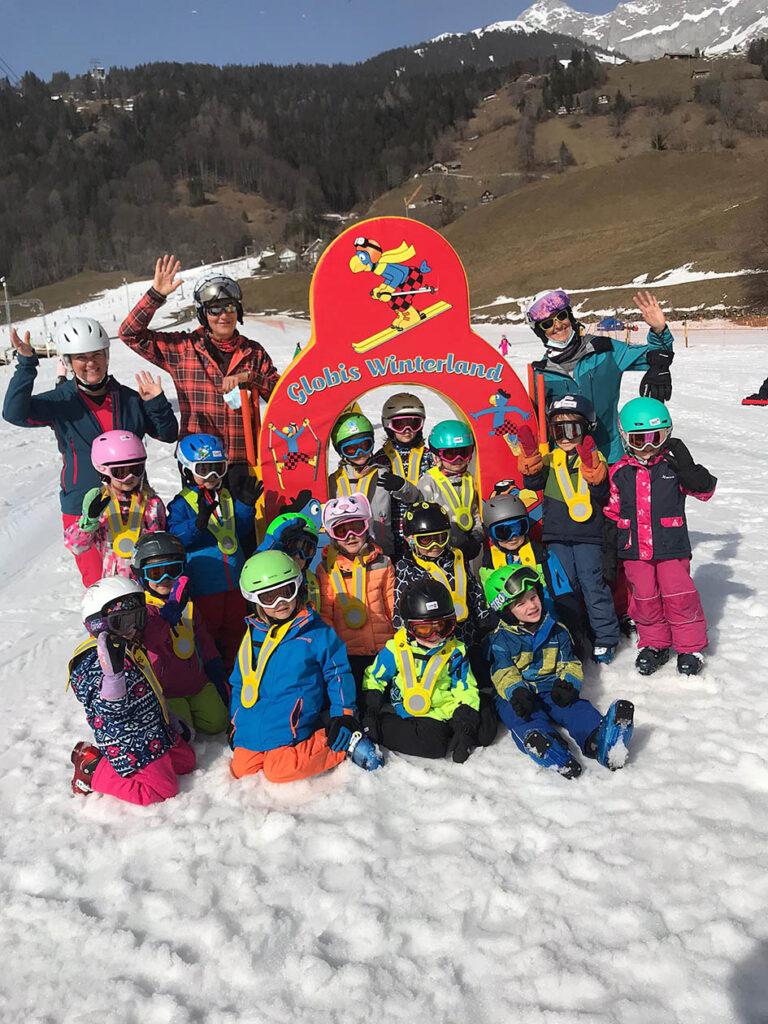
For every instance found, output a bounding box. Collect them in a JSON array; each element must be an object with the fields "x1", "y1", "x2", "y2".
[
  {"x1": 511, "y1": 686, "x2": 536, "y2": 720},
  {"x1": 87, "y1": 491, "x2": 111, "y2": 520},
  {"x1": 551, "y1": 678, "x2": 579, "y2": 707},
  {"x1": 451, "y1": 704, "x2": 480, "y2": 764},
  {"x1": 663, "y1": 438, "x2": 717, "y2": 492},
  {"x1": 460, "y1": 531, "x2": 482, "y2": 561},
  {"x1": 639, "y1": 350, "x2": 674, "y2": 402},
  {"x1": 238, "y1": 475, "x2": 264, "y2": 507},
  {"x1": 195, "y1": 497, "x2": 218, "y2": 531},
  {"x1": 326, "y1": 714, "x2": 363, "y2": 753},
  {"x1": 98, "y1": 633, "x2": 126, "y2": 674},
  {"x1": 361, "y1": 690, "x2": 384, "y2": 744},
  {"x1": 378, "y1": 470, "x2": 406, "y2": 493}
]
